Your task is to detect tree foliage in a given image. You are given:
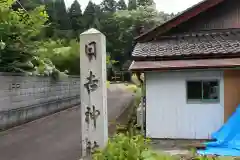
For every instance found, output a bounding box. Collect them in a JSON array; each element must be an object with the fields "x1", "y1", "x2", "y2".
[
  {"x1": 128, "y1": 0, "x2": 137, "y2": 10},
  {"x1": 83, "y1": 1, "x2": 100, "y2": 29},
  {"x1": 0, "y1": 0, "x2": 49, "y2": 73},
  {"x1": 12, "y1": 0, "x2": 44, "y2": 10},
  {"x1": 100, "y1": 0, "x2": 117, "y2": 12},
  {"x1": 44, "y1": 0, "x2": 71, "y2": 39},
  {"x1": 137, "y1": 0, "x2": 155, "y2": 7},
  {"x1": 99, "y1": 5, "x2": 171, "y2": 68},
  {"x1": 1, "y1": 0, "x2": 174, "y2": 75},
  {"x1": 54, "y1": 0, "x2": 70, "y2": 30},
  {"x1": 68, "y1": 0, "x2": 83, "y2": 39},
  {"x1": 117, "y1": 0, "x2": 127, "y2": 10},
  {"x1": 38, "y1": 39, "x2": 80, "y2": 75}
]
